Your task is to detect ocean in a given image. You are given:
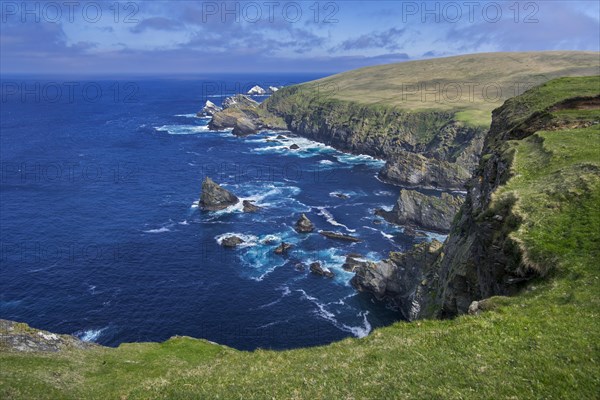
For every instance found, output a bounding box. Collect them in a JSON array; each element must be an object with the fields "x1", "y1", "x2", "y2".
[{"x1": 0, "y1": 74, "x2": 444, "y2": 350}]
